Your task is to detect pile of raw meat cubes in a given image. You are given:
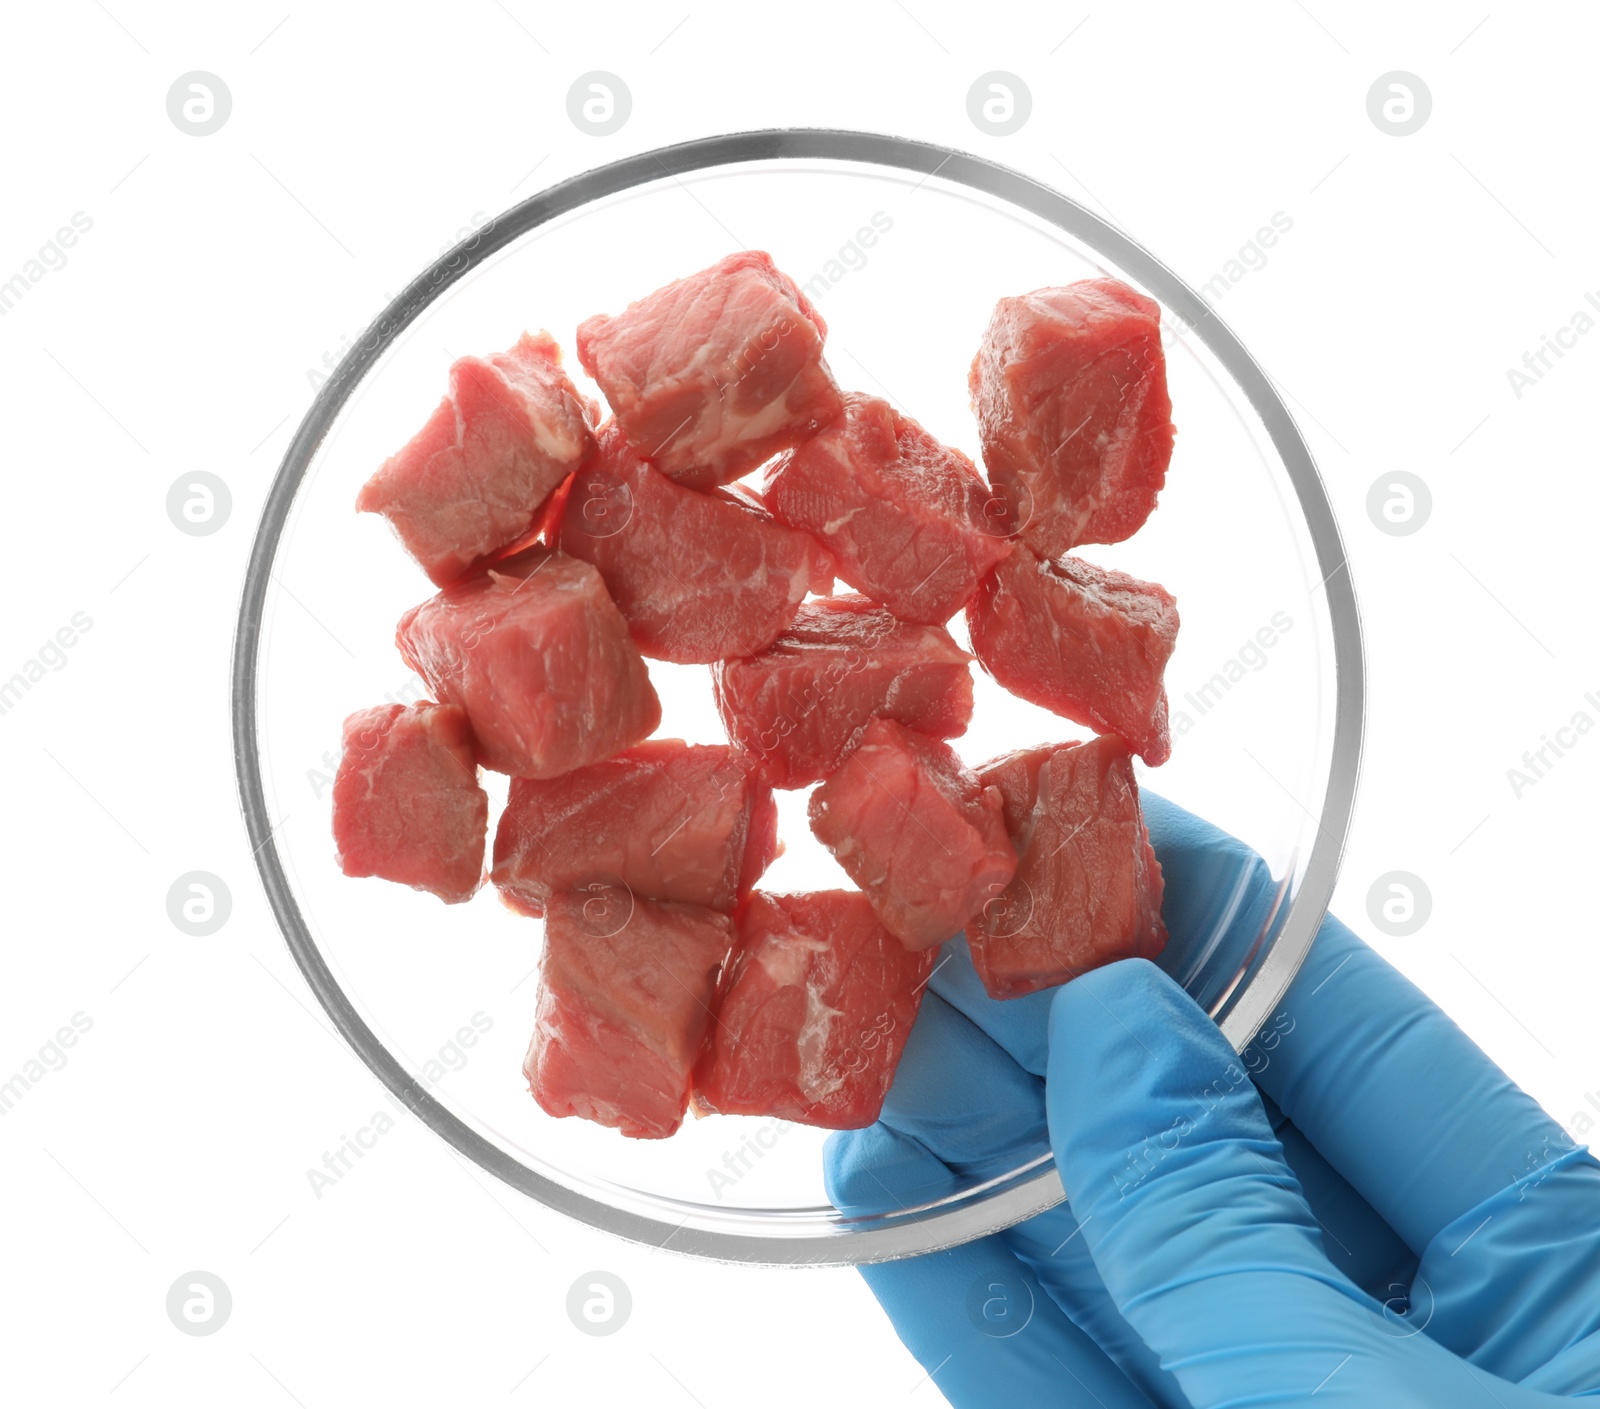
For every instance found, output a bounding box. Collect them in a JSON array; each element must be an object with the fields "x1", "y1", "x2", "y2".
[{"x1": 332, "y1": 251, "x2": 1179, "y2": 1140}]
